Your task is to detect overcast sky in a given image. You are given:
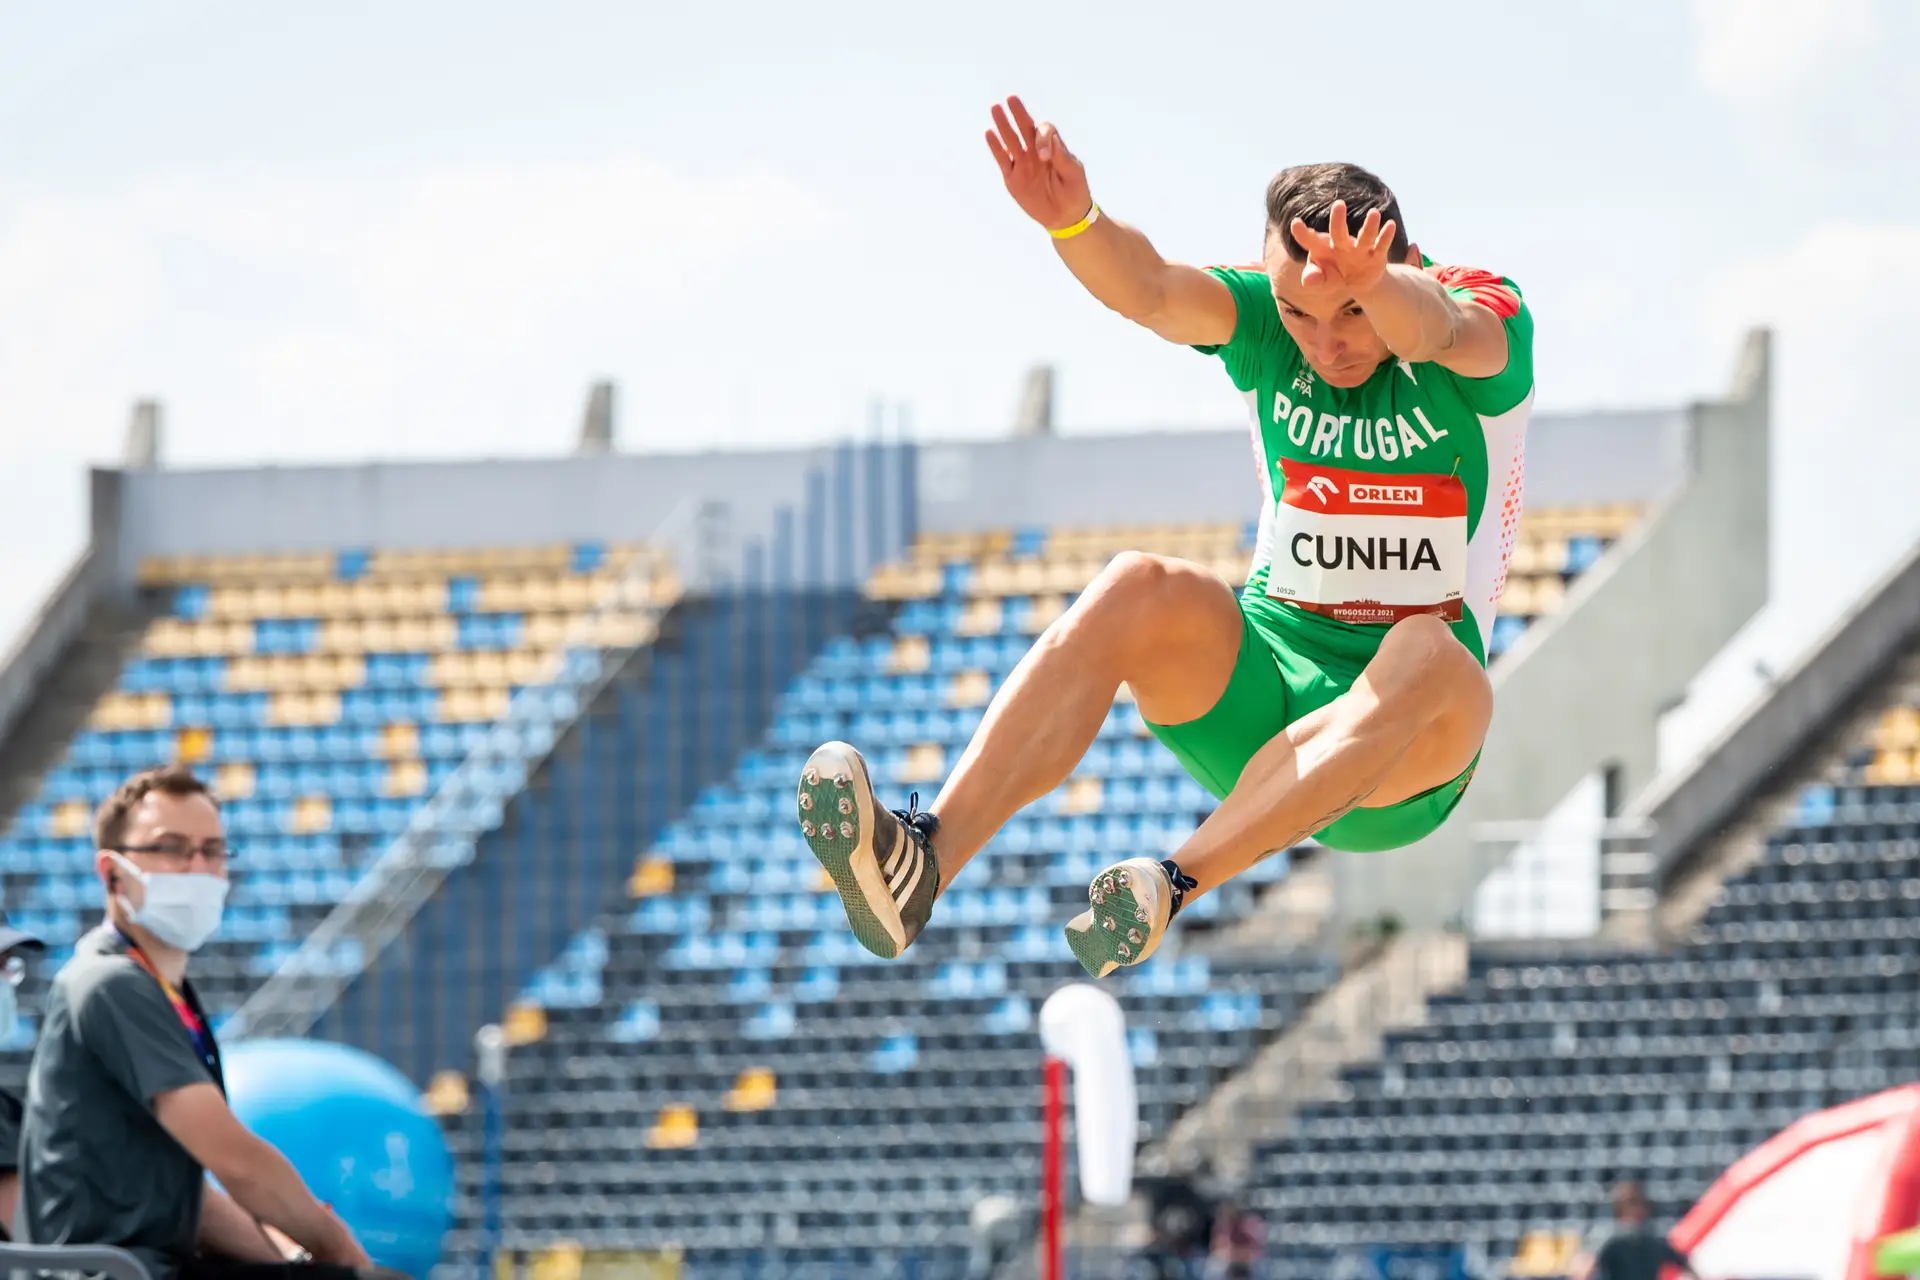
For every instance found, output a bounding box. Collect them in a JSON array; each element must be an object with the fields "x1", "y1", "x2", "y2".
[{"x1": 1, "y1": 0, "x2": 1915, "y2": 770}]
